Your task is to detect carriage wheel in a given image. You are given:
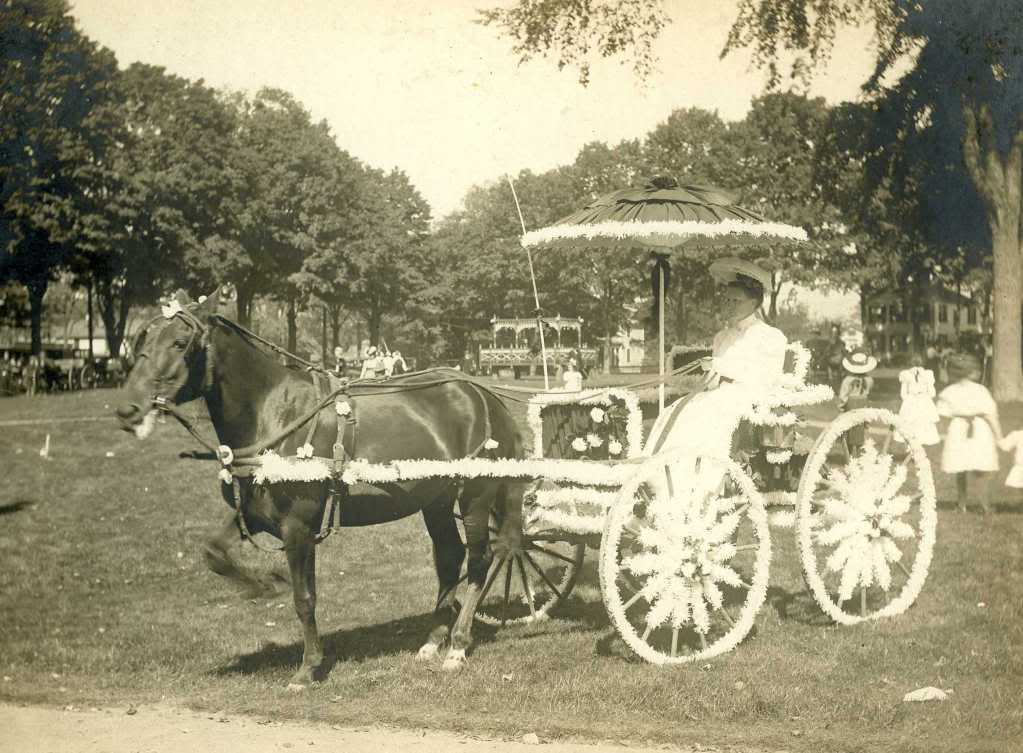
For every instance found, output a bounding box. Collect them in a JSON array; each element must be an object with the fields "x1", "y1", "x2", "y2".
[
  {"x1": 599, "y1": 454, "x2": 771, "y2": 665},
  {"x1": 471, "y1": 512, "x2": 586, "y2": 627},
  {"x1": 795, "y1": 408, "x2": 937, "y2": 625}
]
